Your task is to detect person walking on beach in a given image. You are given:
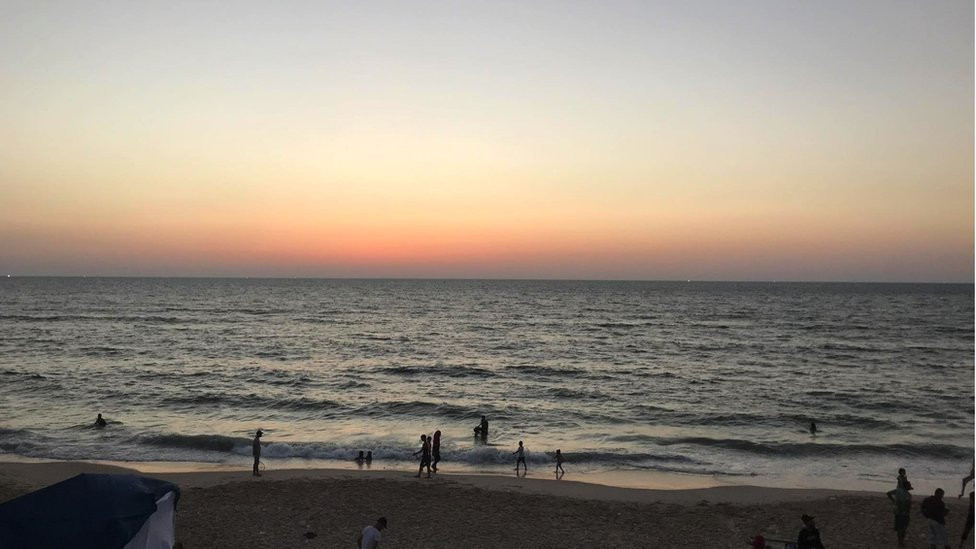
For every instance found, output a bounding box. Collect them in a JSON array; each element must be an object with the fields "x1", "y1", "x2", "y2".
[
  {"x1": 921, "y1": 488, "x2": 950, "y2": 549},
  {"x1": 513, "y1": 441, "x2": 527, "y2": 475},
  {"x1": 413, "y1": 434, "x2": 431, "y2": 478},
  {"x1": 958, "y1": 462, "x2": 974, "y2": 498},
  {"x1": 357, "y1": 517, "x2": 387, "y2": 549},
  {"x1": 796, "y1": 514, "x2": 825, "y2": 549},
  {"x1": 554, "y1": 449, "x2": 565, "y2": 476},
  {"x1": 886, "y1": 479, "x2": 912, "y2": 546},
  {"x1": 252, "y1": 430, "x2": 263, "y2": 477},
  {"x1": 431, "y1": 430, "x2": 441, "y2": 473},
  {"x1": 959, "y1": 491, "x2": 974, "y2": 549},
  {"x1": 94, "y1": 413, "x2": 107, "y2": 428}
]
